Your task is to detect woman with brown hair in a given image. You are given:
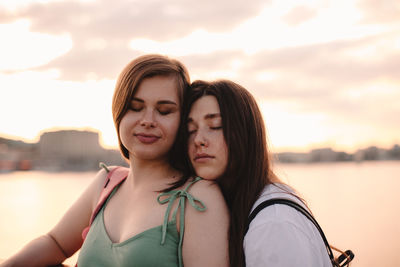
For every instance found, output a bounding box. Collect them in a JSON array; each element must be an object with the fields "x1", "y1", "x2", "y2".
[
  {"x1": 0, "y1": 55, "x2": 229, "y2": 267},
  {"x1": 182, "y1": 79, "x2": 350, "y2": 267}
]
